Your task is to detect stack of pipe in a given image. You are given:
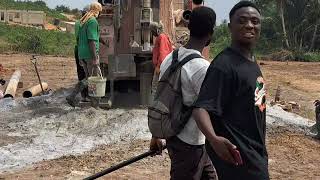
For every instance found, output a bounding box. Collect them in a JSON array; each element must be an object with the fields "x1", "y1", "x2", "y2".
[
  {"x1": 23, "y1": 82, "x2": 48, "y2": 98},
  {"x1": 4, "y1": 70, "x2": 21, "y2": 98}
]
